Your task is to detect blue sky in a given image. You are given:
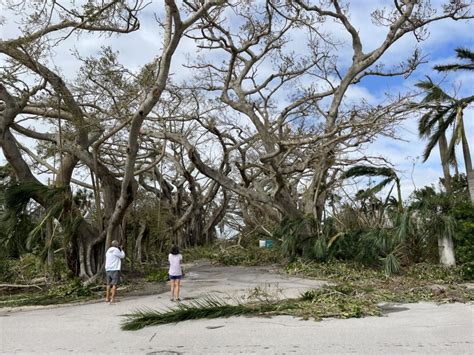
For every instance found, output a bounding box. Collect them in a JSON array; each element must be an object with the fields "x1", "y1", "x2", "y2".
[{"x1": 0, "y1": 1, "x2": 473, "y2": 200}]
